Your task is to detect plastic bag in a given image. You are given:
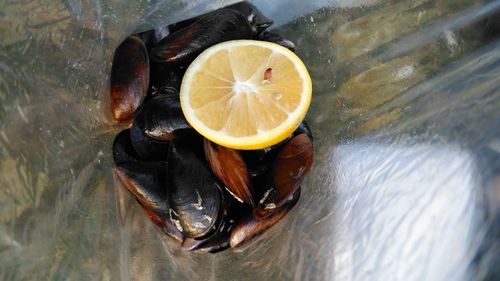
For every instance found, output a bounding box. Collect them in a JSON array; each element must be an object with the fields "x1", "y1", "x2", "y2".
[{"x1": 0, "y1": 0, "x2": 499, "y2": 280}]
